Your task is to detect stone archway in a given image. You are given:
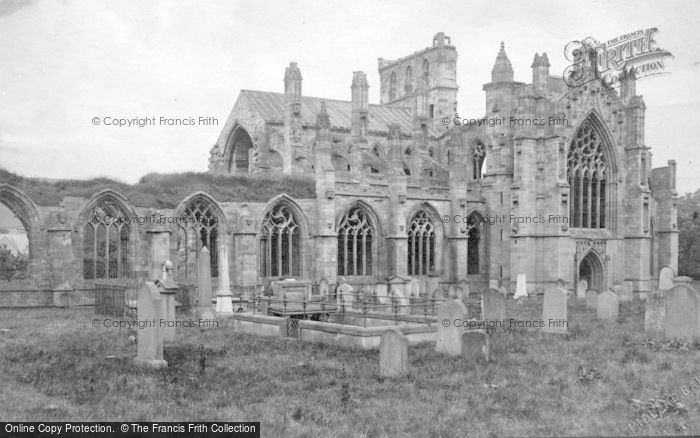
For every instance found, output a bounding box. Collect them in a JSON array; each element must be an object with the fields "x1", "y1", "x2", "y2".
[
  {"x1": 226, "y1": 126, "x2": 253, "y2": 174},
  {"x1": 578, "y1": 251, "x2": 605, "y2": 292},
  {"x1": 0, "y1": 185, "x2": 41, "y2": 283}
]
